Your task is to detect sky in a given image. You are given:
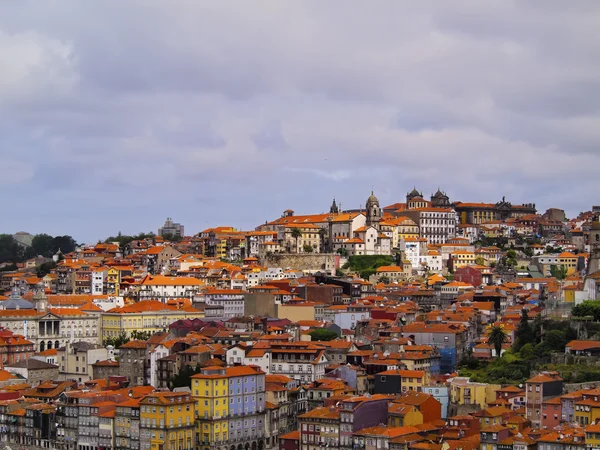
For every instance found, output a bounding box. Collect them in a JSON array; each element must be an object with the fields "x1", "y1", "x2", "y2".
[{"x1": 2, "y1": 1, "x2": 600, "y2": 243}]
